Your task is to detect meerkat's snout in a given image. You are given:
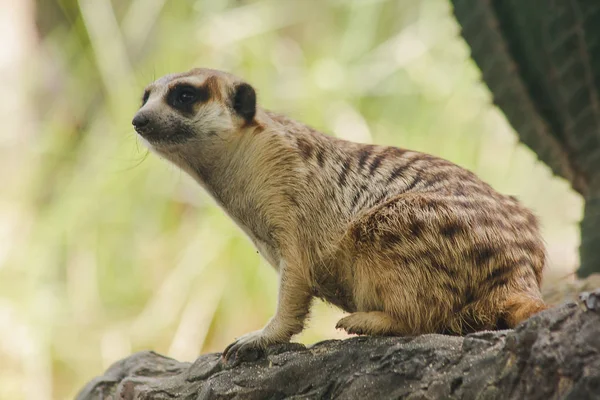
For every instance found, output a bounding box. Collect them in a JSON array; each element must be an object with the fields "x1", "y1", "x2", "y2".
[
  {"x1": 132, "y1": 109, "x2": 165, "y2": 142},
  {"x1": 131, "y1": 106, "x2": 194, "y2": 145},
  {"x1": 132, "y1": 112, "x2": 151, "y2": 134}
]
